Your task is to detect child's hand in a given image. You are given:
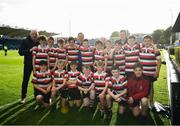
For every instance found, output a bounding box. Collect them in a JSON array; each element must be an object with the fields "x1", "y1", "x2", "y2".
[
  {"x1": 42, "y1": 90, "x2": 47, "y2": 94},
  {"x1": 128, "y1": 97, "x2": 134, "y2": 104}
]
